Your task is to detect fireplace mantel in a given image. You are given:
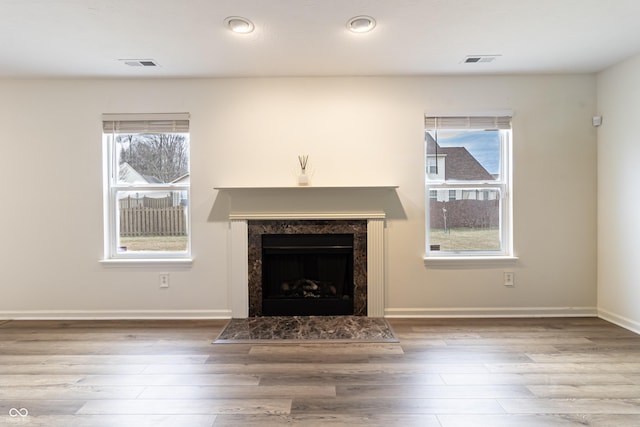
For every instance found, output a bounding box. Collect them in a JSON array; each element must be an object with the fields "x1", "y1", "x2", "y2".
[
  {"x1": 229, "y1": 212, "x2": 386, "y2": 220},
  {"x1": 219, "y1": 185, "x2": 394, "y2": 318},
  {"x1": 215, "y1": 186, "x2": 398, "y2": 222},
  {"x1": 214, "y1": 185, "x2": 398, "y2": 190}
]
